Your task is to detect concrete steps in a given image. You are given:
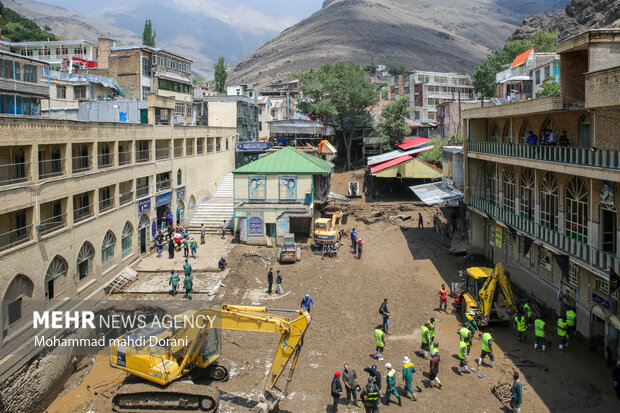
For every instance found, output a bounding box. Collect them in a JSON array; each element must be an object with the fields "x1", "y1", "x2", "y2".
[{"x1": 189, "y1": 172, "x2": 234, "y2": 232}]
